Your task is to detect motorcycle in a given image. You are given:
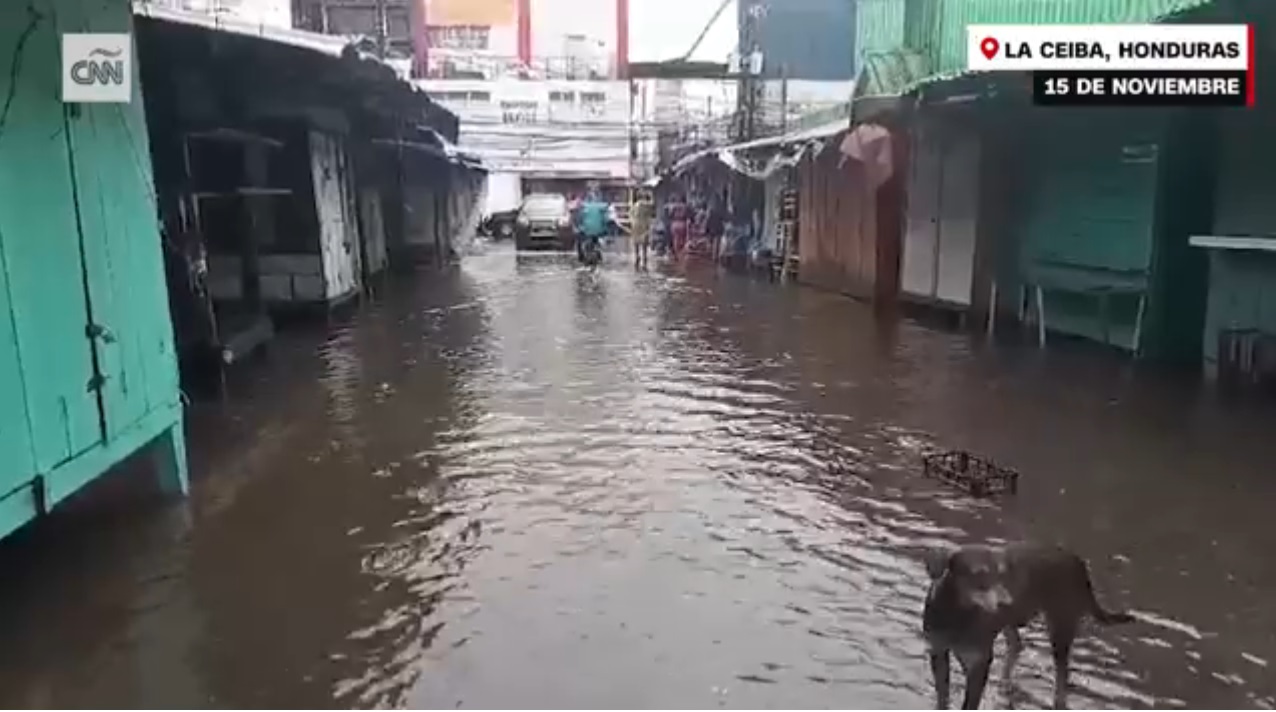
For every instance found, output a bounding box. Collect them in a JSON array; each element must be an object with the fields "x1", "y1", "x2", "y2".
[{"x1": 580, "y1": 235, "x2": 602, "y2": 267}]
